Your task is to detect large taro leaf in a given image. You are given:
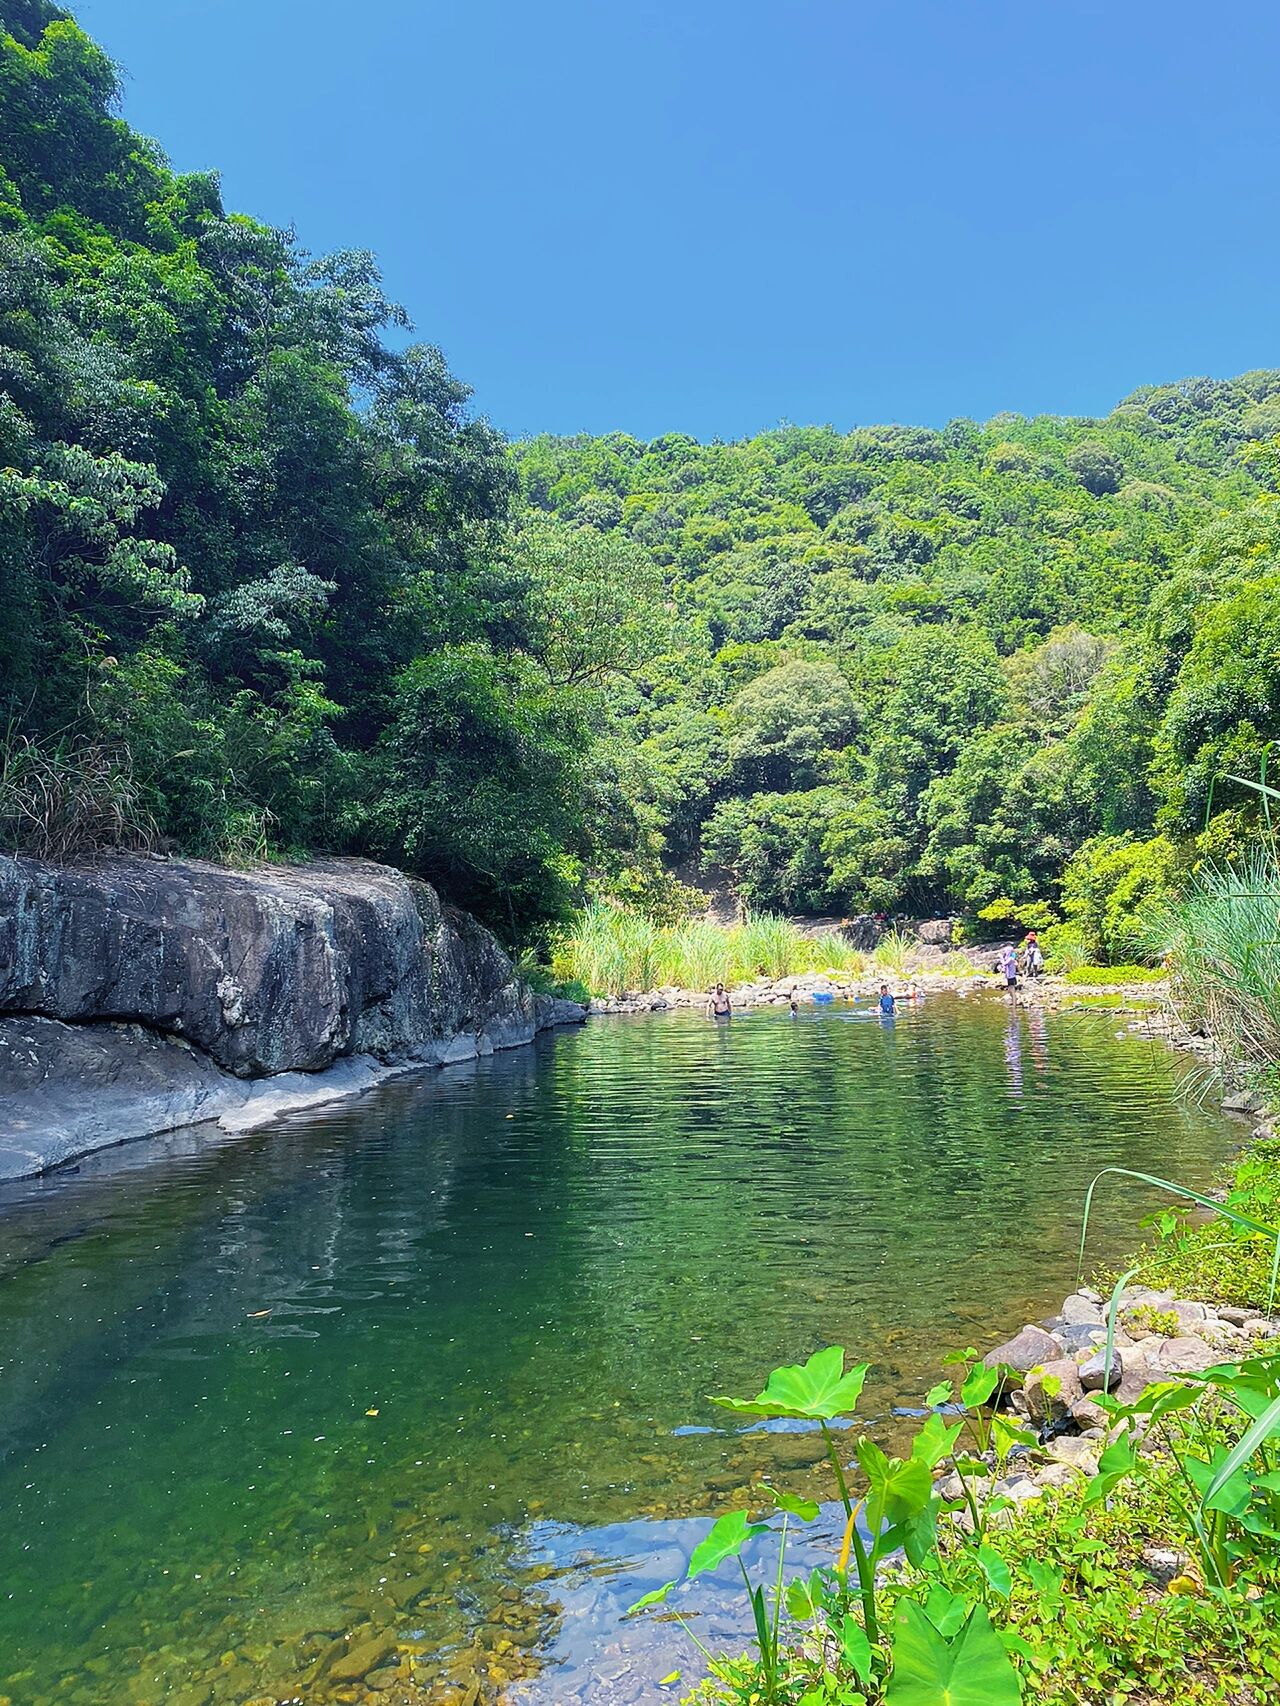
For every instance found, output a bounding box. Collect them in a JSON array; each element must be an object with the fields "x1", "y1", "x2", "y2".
[
  {"x1": 857, "y1": 1437, "x2": 933, "y2": 1531},
  {"x1": 626, "y1": 1509, "x2": 769, "y2": 1613},
  {"x1": 911, "y1": 1411, "x2": 964, "y2": 1470},
  {"x1": 884, "y1": 1600, "x2": 1022, "y2": 1706},
  {"x1": 709, "y1": 1346, "x2": 870, "y2": 1422}
]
